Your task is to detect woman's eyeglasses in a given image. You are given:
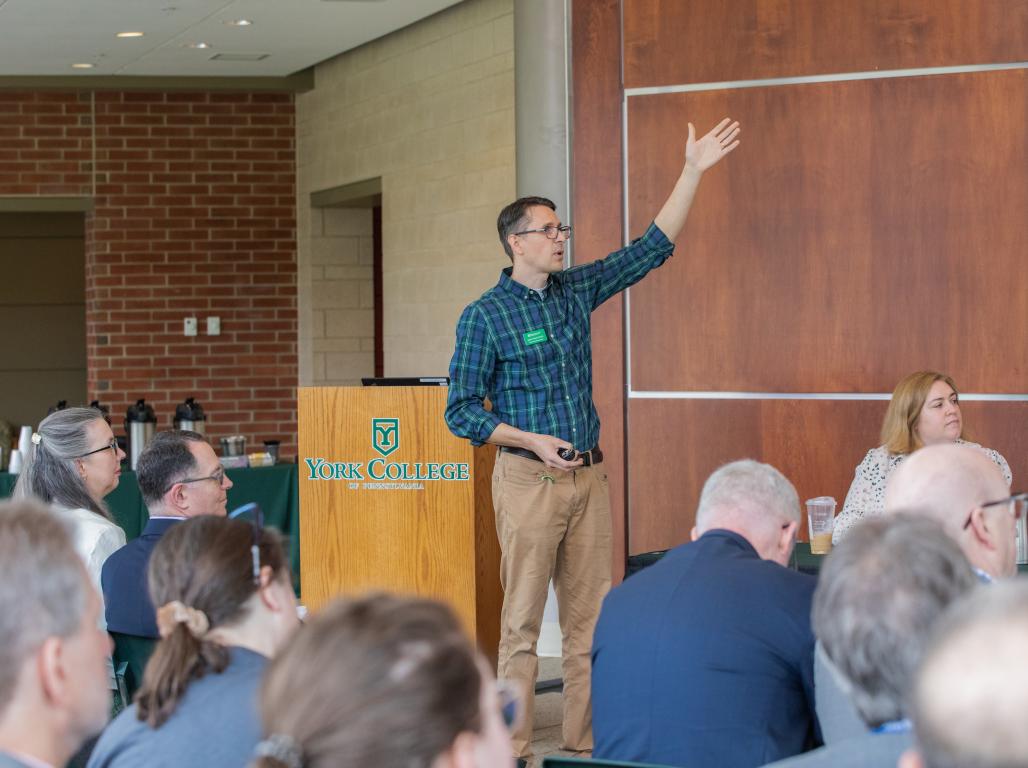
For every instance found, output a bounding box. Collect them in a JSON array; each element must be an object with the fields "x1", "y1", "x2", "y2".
[{"x1": 78, "y1": 438, "x2": 118, "y2": 458}]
